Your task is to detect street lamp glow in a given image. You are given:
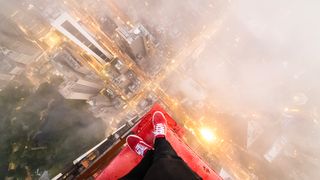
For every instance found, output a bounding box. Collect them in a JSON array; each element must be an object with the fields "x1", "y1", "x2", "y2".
[
  {"x1": 42, "y1": 31, "x2": 62, "y2": 49},
  {"x1": 200, "y1": 128, "x2": 216, "y2": 142}
]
